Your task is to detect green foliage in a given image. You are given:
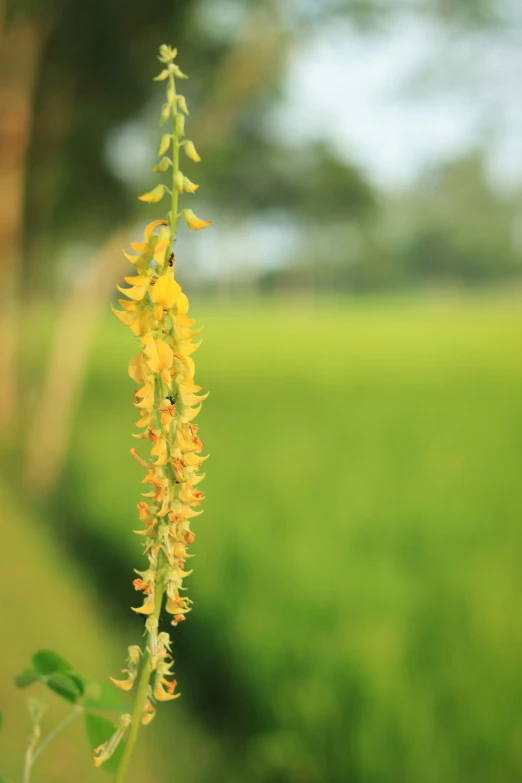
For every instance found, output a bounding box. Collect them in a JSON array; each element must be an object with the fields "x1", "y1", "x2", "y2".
[
  {"x1": 46, "y1": 672, "x2": 83, "y2": 703},
  {"x1": 48, "y1": 300, "x2": 522, "y2": 783},
  {"x1": 83, "y1": 681, "x2": 128, "y2": 713},
  {"x1": 31, "y1": 650, "x2": 72, "y2": 676},
  {"x1": 14, "y1": 650, "x2": 124, "y2": 714},
  {"x1": 13, "y1": 670, "x2": 40, "y2": 689},
  {"x1": 84, "y1": 713, "x2": 124, "y2": 774}
]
